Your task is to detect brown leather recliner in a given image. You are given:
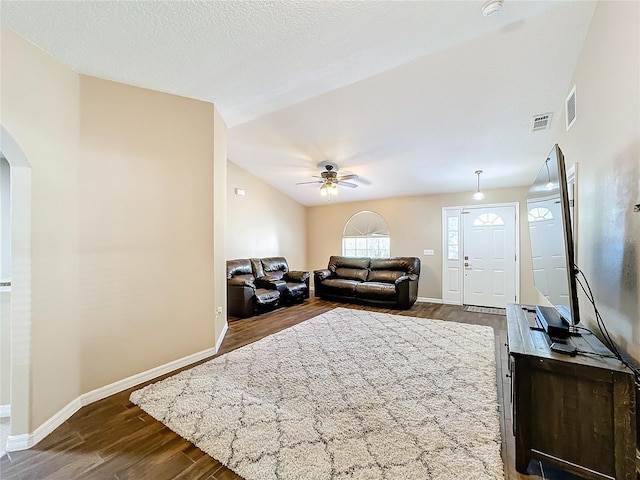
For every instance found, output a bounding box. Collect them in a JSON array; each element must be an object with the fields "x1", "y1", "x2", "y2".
[
  {"x1": 226, "y1": 257, "x2": 310, "y2": 318},
  {"x1": 254, "y1": 257, "x2": 311, "y2": 303}
]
